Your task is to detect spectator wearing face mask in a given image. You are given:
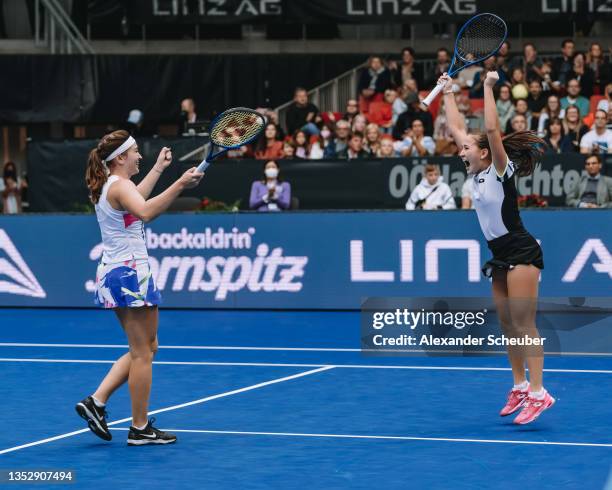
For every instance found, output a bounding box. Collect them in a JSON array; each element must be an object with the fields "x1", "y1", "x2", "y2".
[
  {"x1": 249, "y1": 160, "x2": 291, "y2": 212},
  {"x1": 0, "y1": 161, "x2": 26, "y2": 214},
  {"x1": 308, "y1": 123, "x2": 333, "y2": 159}
]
